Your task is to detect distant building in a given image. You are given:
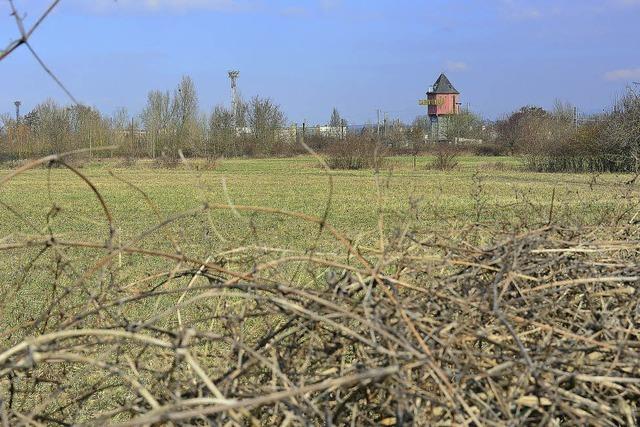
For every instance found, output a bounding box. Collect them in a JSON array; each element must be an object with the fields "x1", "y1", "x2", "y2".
[
  {"x1": 304, "y1": 125, "x2": 346, "y2": 138},
  {"x1": 422, "y1": 73, "x2": 461, "y2": 140}
]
